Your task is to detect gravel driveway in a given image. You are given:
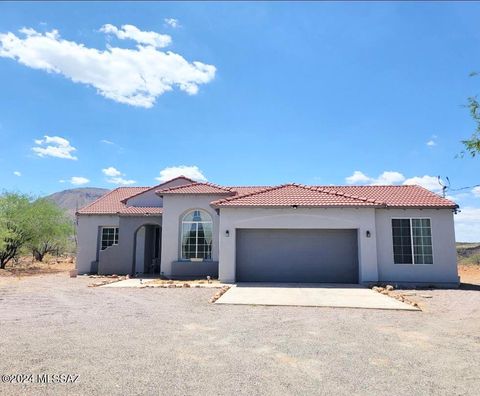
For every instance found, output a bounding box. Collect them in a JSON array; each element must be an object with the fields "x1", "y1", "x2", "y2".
[{"x1": 0, "y1": 274, "x2": 479, "y2": 395}]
